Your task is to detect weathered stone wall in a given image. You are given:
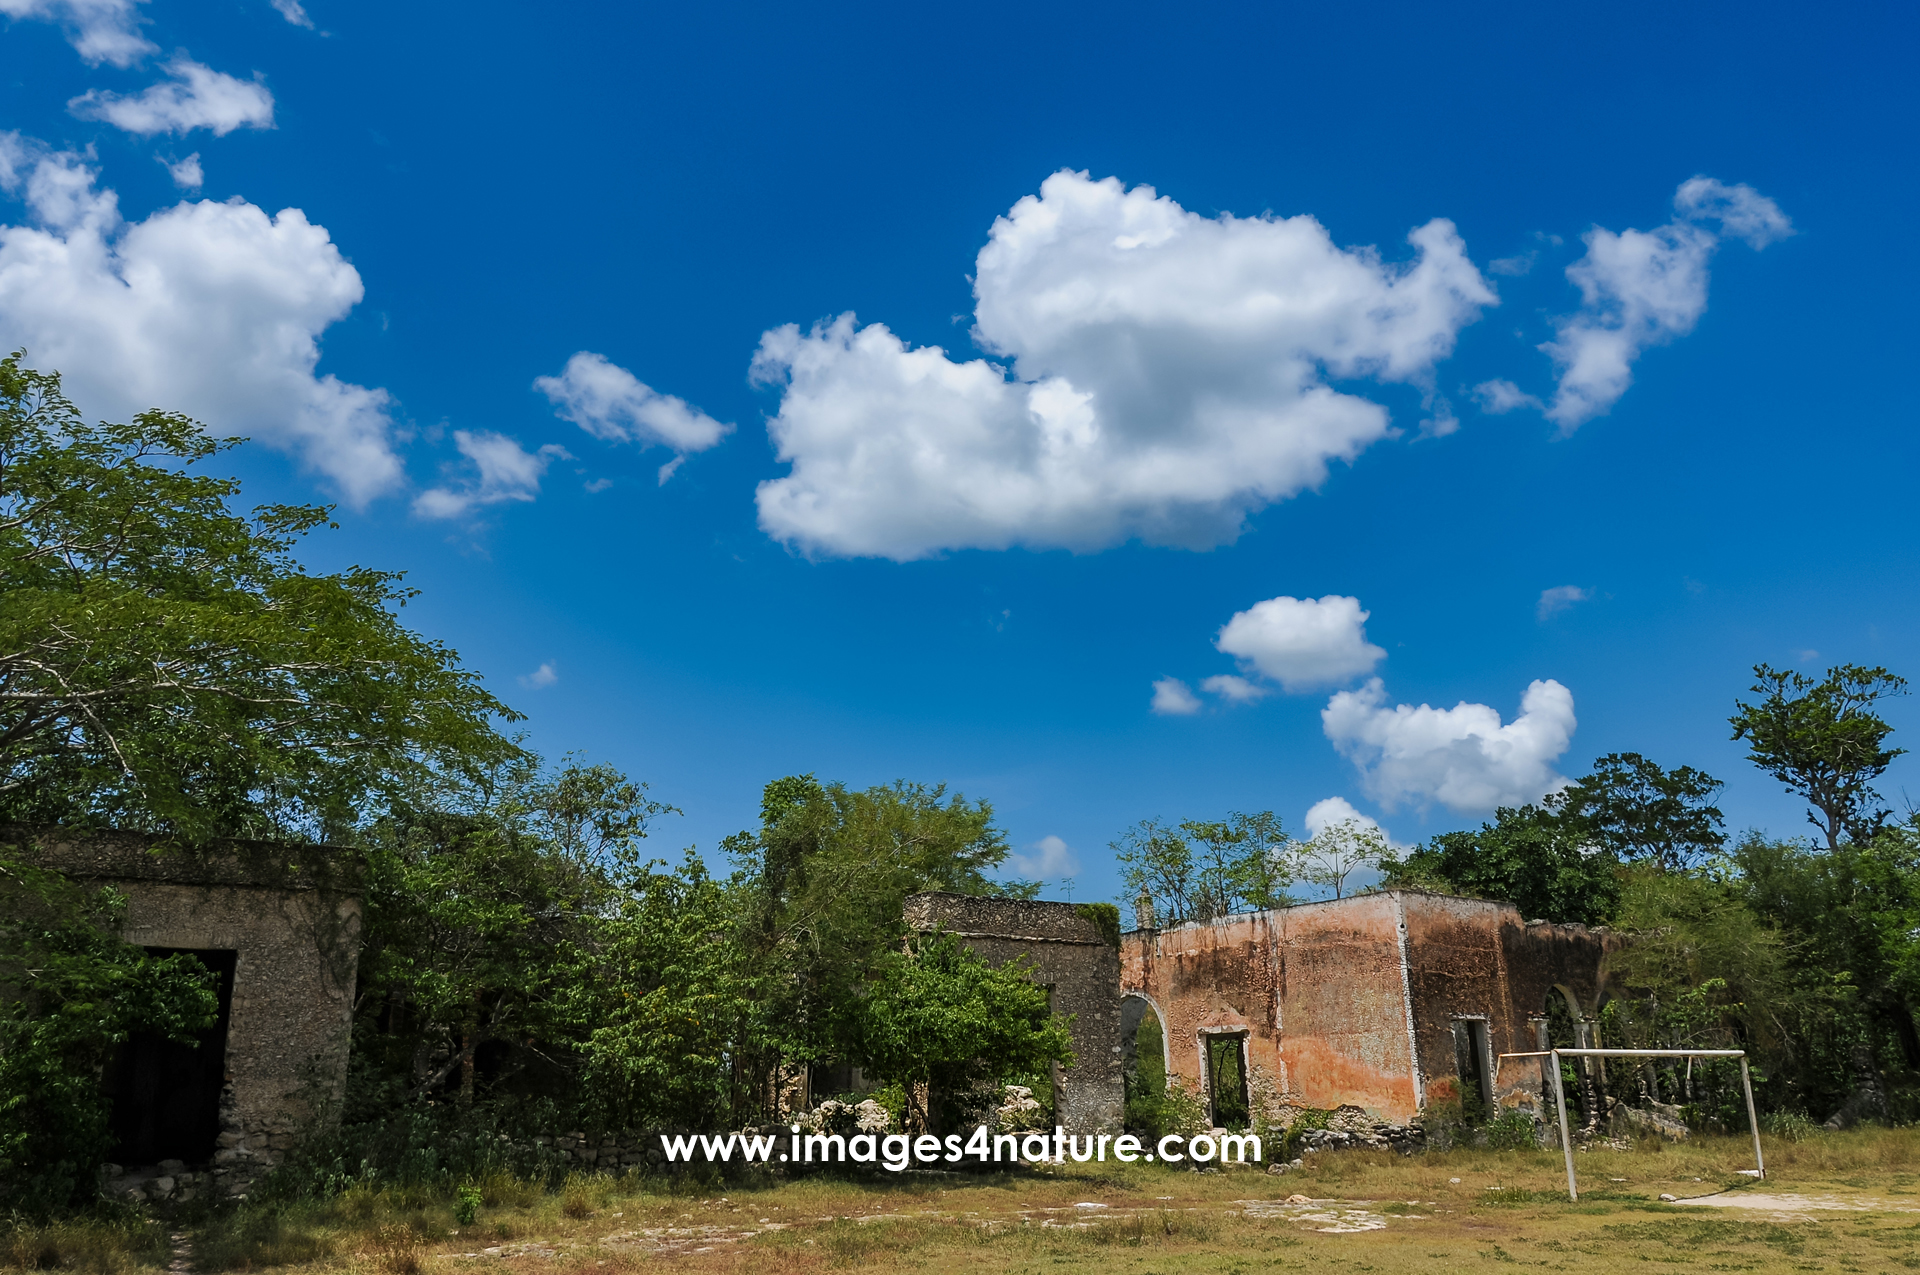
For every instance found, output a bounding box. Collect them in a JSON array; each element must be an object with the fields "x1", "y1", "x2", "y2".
[
  {"x1": 902, "y1": 892, "x2": 1123, "y2": 1134},
  {"x1": 1121, "y1": 890, "x2": 1611, "y2": 1124},
  {"x1": 8, "y1": 827, "x2": 362, "y2": 1194},
  {"x1": 1124, "y1": 896, "x2": 1418, "y2": 1121},
  {"x1": 1400, "y1": 893, "x2": 1619, "y2": 1108}
]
